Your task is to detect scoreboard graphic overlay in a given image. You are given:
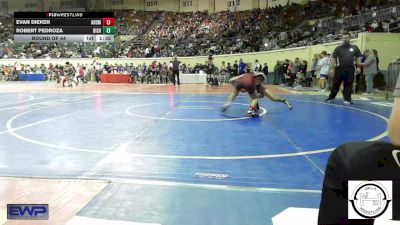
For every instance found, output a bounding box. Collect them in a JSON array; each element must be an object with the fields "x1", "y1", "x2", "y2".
[{"x1": 14, "y1": 12, "x2": 115, "y2": 43}]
